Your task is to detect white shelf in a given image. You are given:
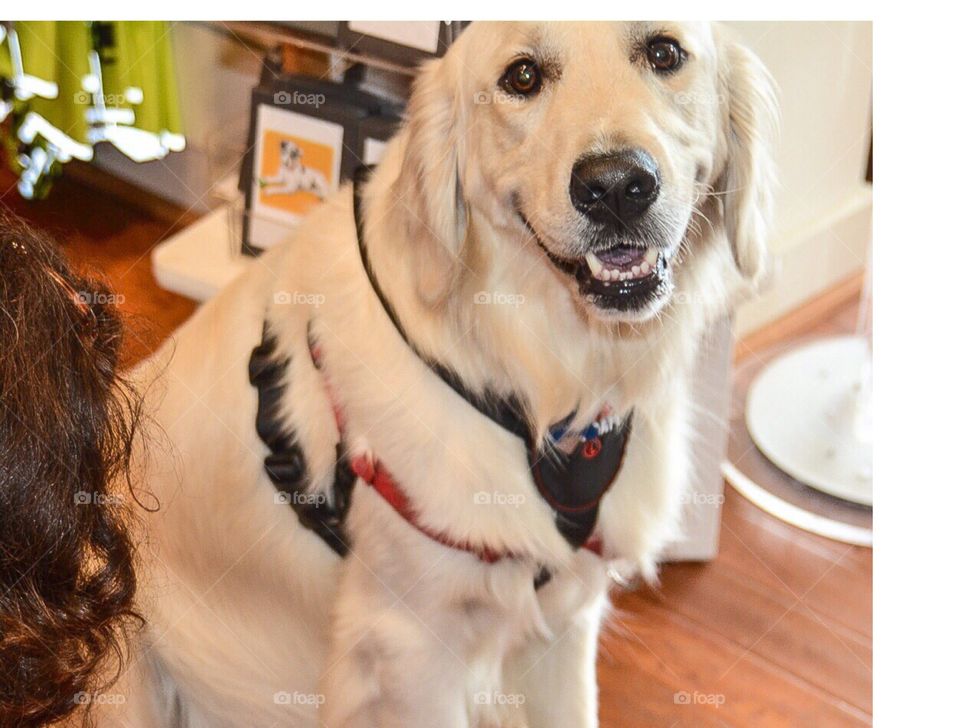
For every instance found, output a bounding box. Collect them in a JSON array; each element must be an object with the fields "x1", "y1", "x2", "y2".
[{"x1": 151, "y1": 205, "x2": 250, "y2": 302}]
